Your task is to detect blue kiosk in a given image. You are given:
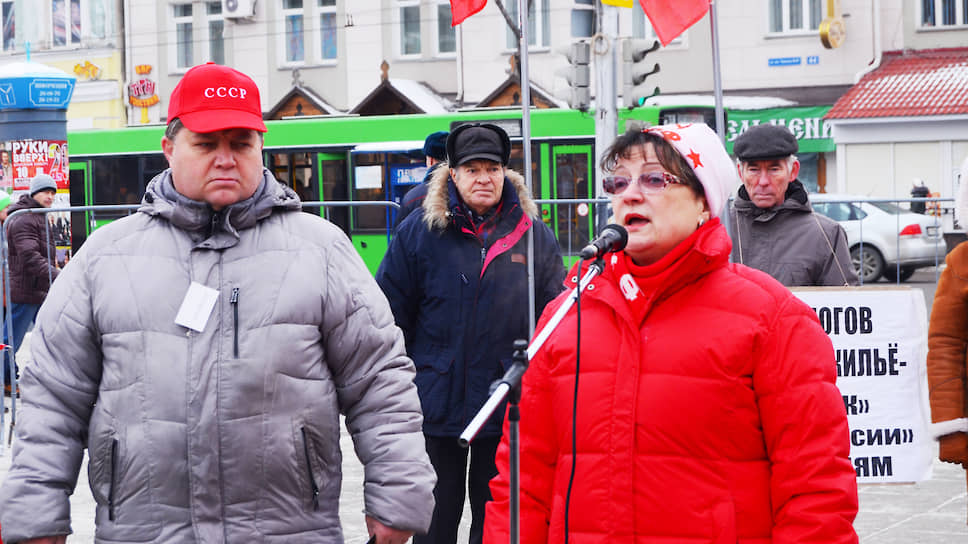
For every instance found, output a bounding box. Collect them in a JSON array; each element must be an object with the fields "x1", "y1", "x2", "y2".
[{"x1": 0, "y1": 61, "x2": 75, "y2": 449}]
